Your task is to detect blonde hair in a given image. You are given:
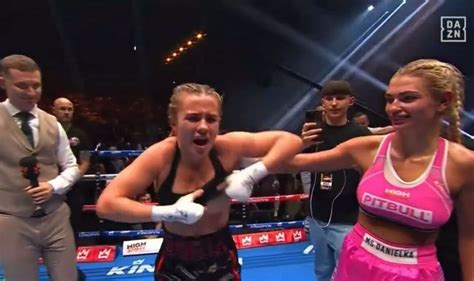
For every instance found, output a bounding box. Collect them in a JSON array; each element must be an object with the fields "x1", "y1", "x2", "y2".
[
  {"x1": 167, "y1": 83, "x2": 223, "y2": 125},
  {"x1": 393, "y1": 59, "x2": 464, "y2": 143},
  {"x1": 0, "y1": 54, "x2": 40, "y2": 77}
]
